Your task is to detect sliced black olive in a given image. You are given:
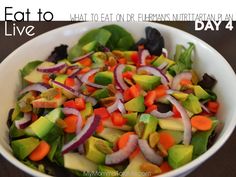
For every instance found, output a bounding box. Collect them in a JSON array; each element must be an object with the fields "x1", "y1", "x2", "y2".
[
  {"x1": 134, "y1": 38, "x2": 147, "y2": 50},
  {"x1": 7, "y1": 108, "x2": 14, "y2": 128},
  {"x1": 47, "y1": 44, "x2": 68, "y2": 63},
  {"x1": 198, "y1": 73, "x2": 217, "y2": 90},
  {"x1": 157, "y1": 102, "x2": 172, "y2": 113},
  {"x1": 146, "y1": 36, "x2": 164, "y2": 56},
  {"x1": 145, "y1": 26, "x2": 161, "y2": 41}
]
